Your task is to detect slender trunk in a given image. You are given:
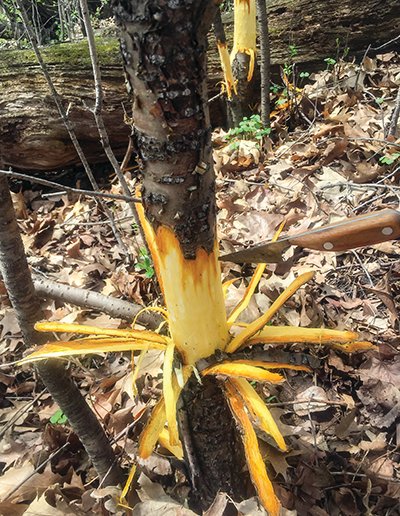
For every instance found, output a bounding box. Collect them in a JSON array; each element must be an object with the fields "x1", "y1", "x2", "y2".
[
  {"x1": 228, "y1": 0, "x2": 258, "y2": 127},
  {"x1": 78, "y1": 0, "x2": 145, "y2": 251},
  {"x1": 257, "y1": 0, "x2": 271, "y2": 127},
  {"x1": 112, "y1": 0, "x2": 247, "y2": 508},
  {"x1": 0, "y1": 175, "x2": 122, "y2": 486}
]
